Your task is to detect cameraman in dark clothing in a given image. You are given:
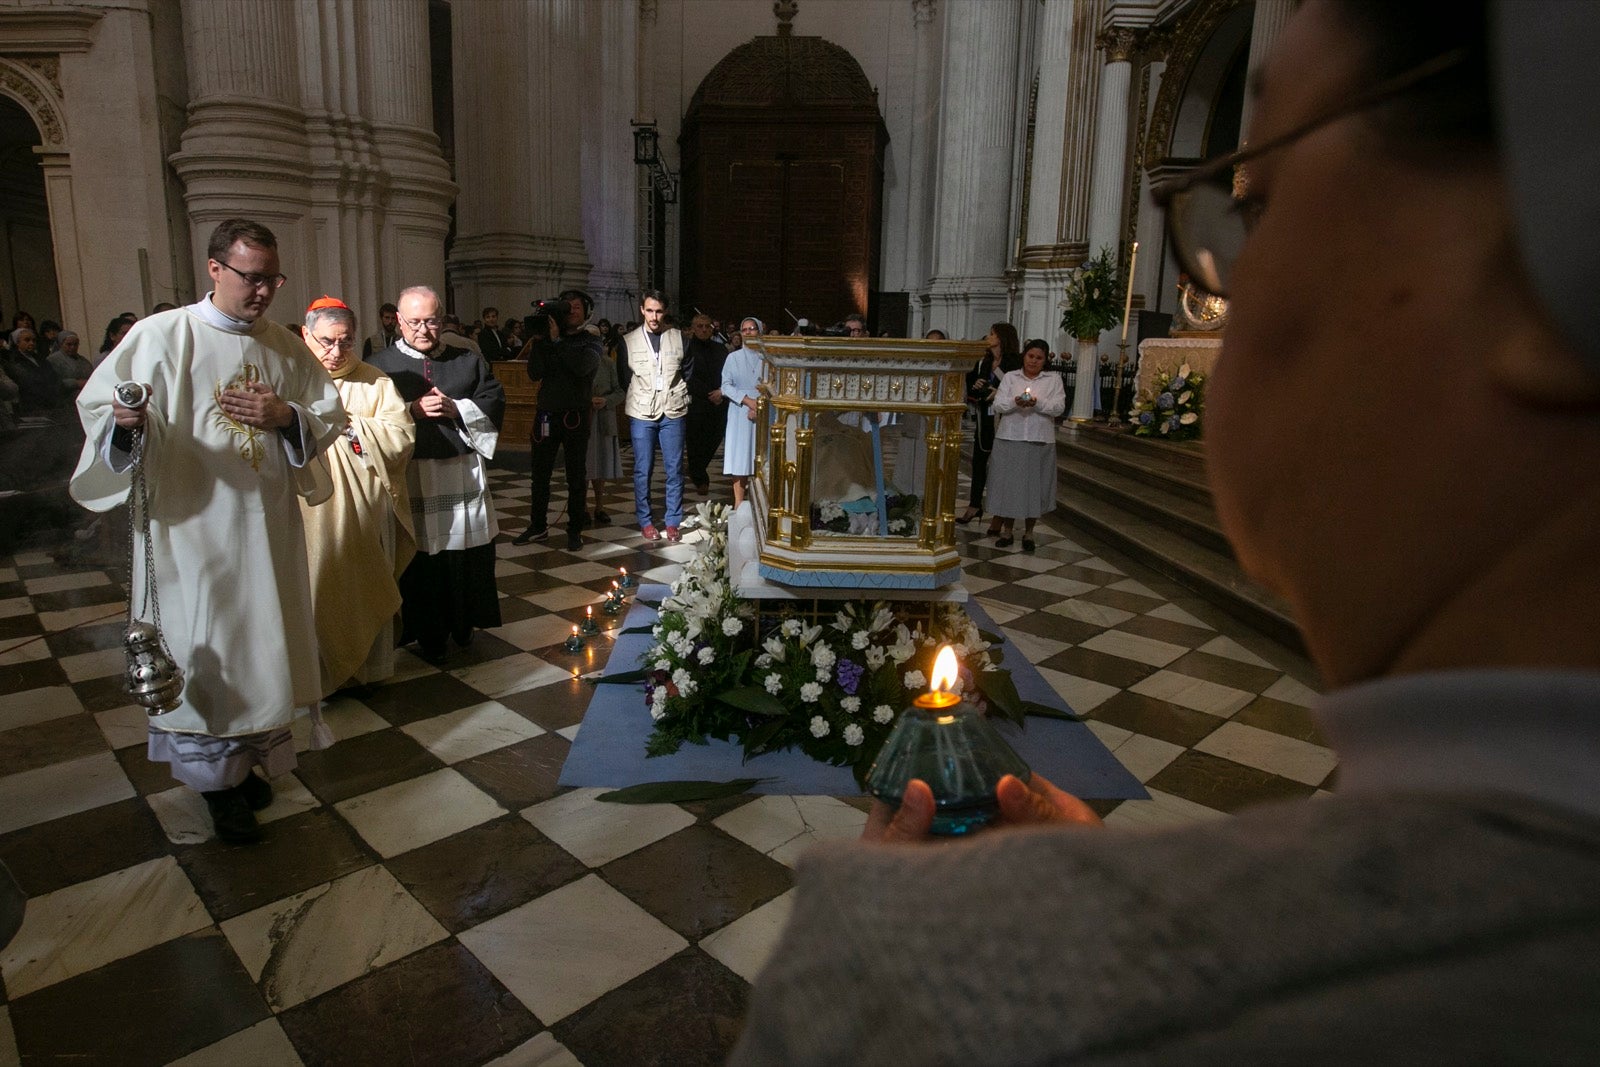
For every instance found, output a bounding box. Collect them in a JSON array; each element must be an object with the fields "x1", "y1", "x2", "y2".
[
  {"x1": 682, "y1": 312, "x2": 727, "y2": 494},
  {"x1": 514, "y1": 289, "x2": 601, "y2": 551}
]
